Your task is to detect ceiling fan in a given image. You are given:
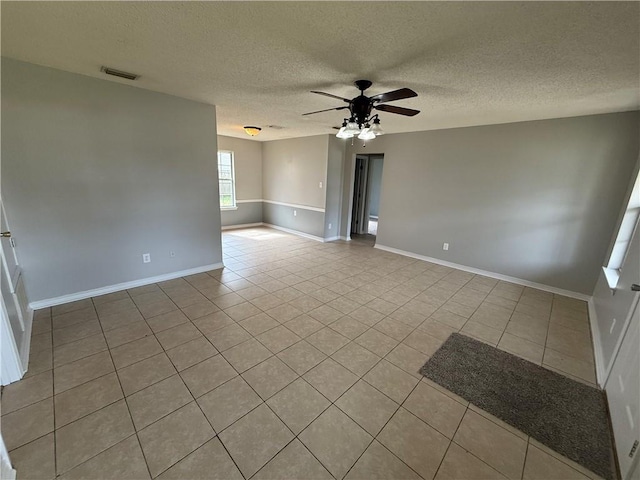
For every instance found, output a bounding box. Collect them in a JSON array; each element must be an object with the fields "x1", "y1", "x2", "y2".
[{"x1": 302, "y1": 80, "x2": 420, "y2": 139}]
